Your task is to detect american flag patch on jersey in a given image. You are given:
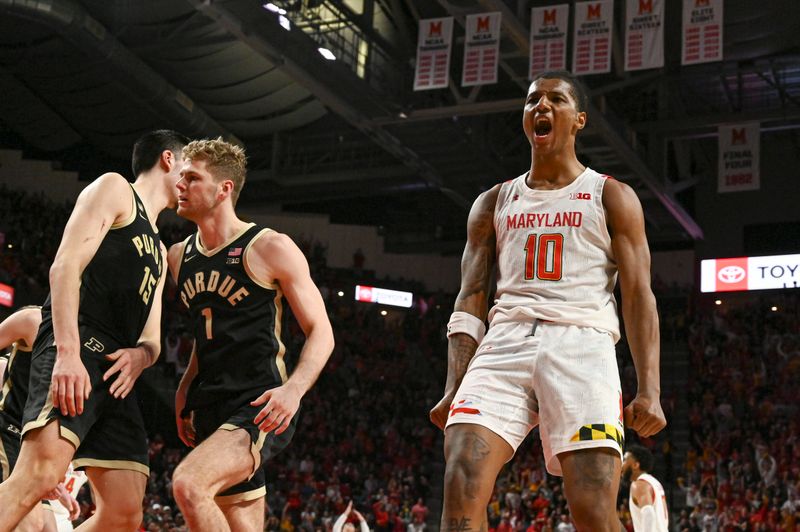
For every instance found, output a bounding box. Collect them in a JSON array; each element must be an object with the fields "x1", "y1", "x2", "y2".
[{"x1": 228, "y1": 247, "x2": 242, "y2": 257}]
